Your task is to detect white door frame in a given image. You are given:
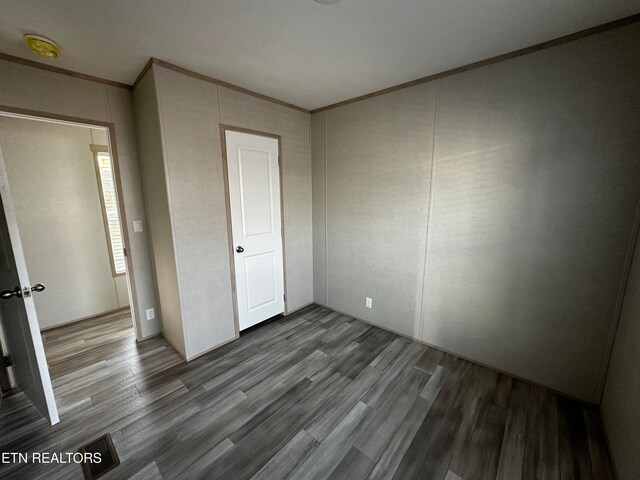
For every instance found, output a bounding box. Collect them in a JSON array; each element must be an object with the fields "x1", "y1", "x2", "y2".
[
  {"x1": 0, "y1": 105, "x2": 143, "y2": 342},
  {"x1": 220, "y1": 125, "x2": 288, "y2": 335}
]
